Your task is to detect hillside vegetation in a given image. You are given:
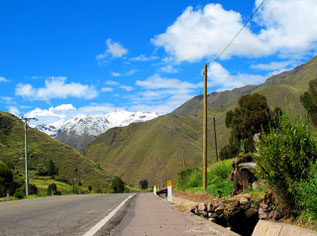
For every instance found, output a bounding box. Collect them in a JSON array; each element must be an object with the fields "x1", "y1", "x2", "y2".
[
  {"x1": 0, "y1": 111, "x2": 113, "y2": 192},
  {"x1": 84, "y1": 57, "x2": 317, "y2": 186}
]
